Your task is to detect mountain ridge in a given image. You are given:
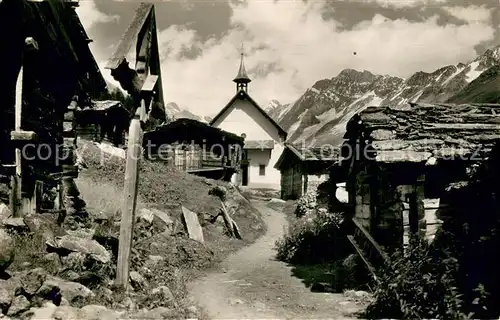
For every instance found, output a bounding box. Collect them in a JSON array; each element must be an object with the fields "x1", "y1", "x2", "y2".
[{"x1": 268, "y1": 45, "x2": 500, "y2": 146}]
